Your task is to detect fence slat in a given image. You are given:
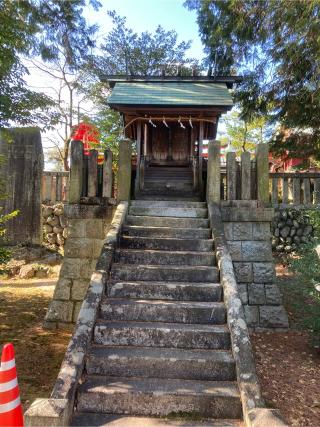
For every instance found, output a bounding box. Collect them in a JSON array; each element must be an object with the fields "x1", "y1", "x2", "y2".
[
  {"x1": 241, "y1": 152, "x2": 251, "y2": 200},
  {"x1": 282, "y1": 177, "x2": 289, "y2": 204},
  {"x1": 271, "y1": 177, "x2": 278, "y2": 204},
  {"x1": 293, "y1": 178, "x2": 301, "y2": 205},
  {"x1": 314, "y1": 178, "x2": 320, "y2": 204},
  {"x1": 303, "y1": 178, "x2": 311, "y2": 205},
  {"x1": 103, "y1": 149, "x2": 113, "y2": 198},
  {"x1": 56, "y1": 175, "x2": 62, "y2": 201},
  {"x1": 226, "y1": 152, "x2": 237, "y2": 200},
  {"x1": 88, "y1": 150, "x2": 98, "y2": 197}
]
